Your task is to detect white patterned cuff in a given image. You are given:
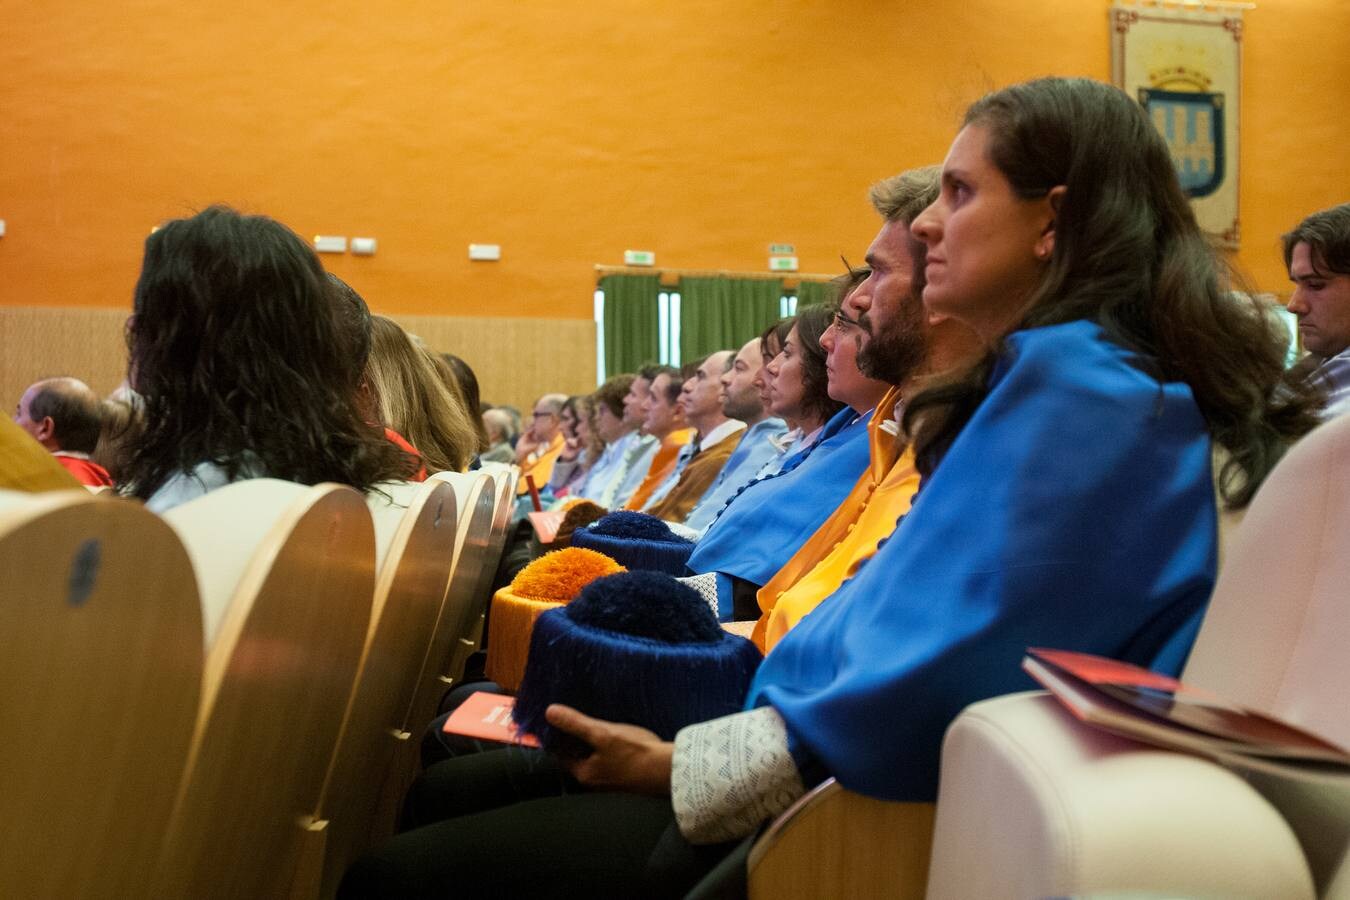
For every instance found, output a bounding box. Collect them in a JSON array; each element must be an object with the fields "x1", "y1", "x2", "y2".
[
  {"x1": 676, "y1": 571, "x2": 721, "y2": 617},
  {"x1": 671, "y1": 706, "x2": 806, "y2": 845}
]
